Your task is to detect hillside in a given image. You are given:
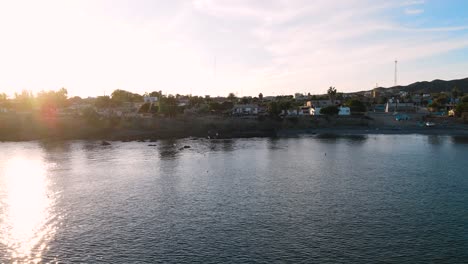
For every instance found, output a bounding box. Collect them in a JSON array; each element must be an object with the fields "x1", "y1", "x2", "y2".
[{"x1": 373, "y1": 77, "x2": 468, "y2": 94}]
